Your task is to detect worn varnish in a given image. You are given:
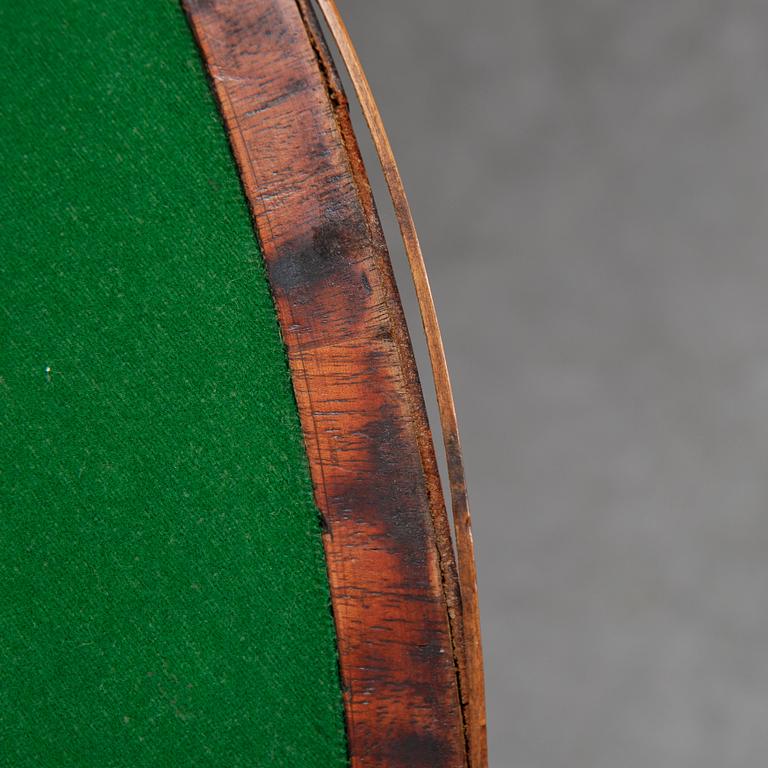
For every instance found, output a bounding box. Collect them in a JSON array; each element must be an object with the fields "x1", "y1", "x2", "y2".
[
  {"x1": 312, "y1": 3, "x2": 487, "y2": 765},
  {"x1": 183, "y1": 1, "x2": 468, "y2": 766}
]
